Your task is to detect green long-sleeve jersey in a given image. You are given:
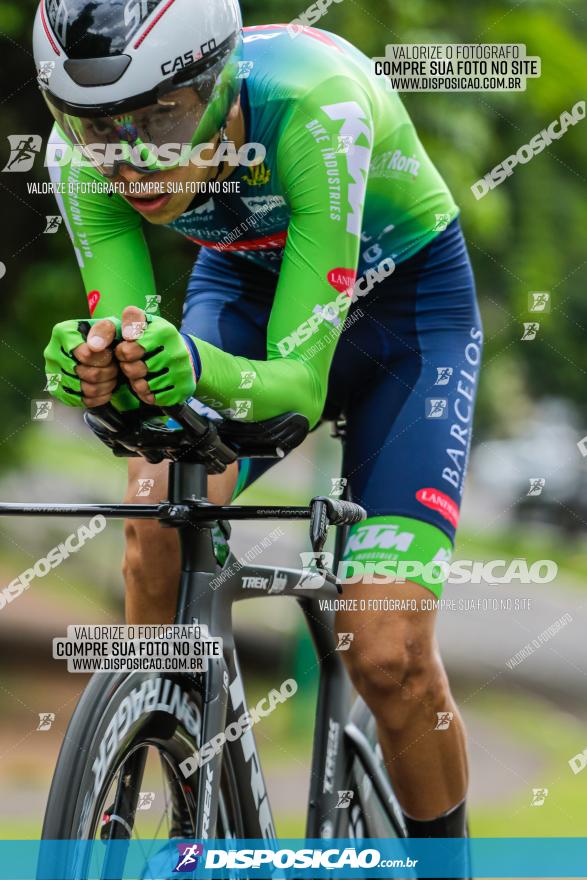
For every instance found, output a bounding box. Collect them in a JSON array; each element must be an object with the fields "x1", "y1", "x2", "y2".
[{"x1": 48, "y1": 25, "x2": 458, "y2": 427}]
